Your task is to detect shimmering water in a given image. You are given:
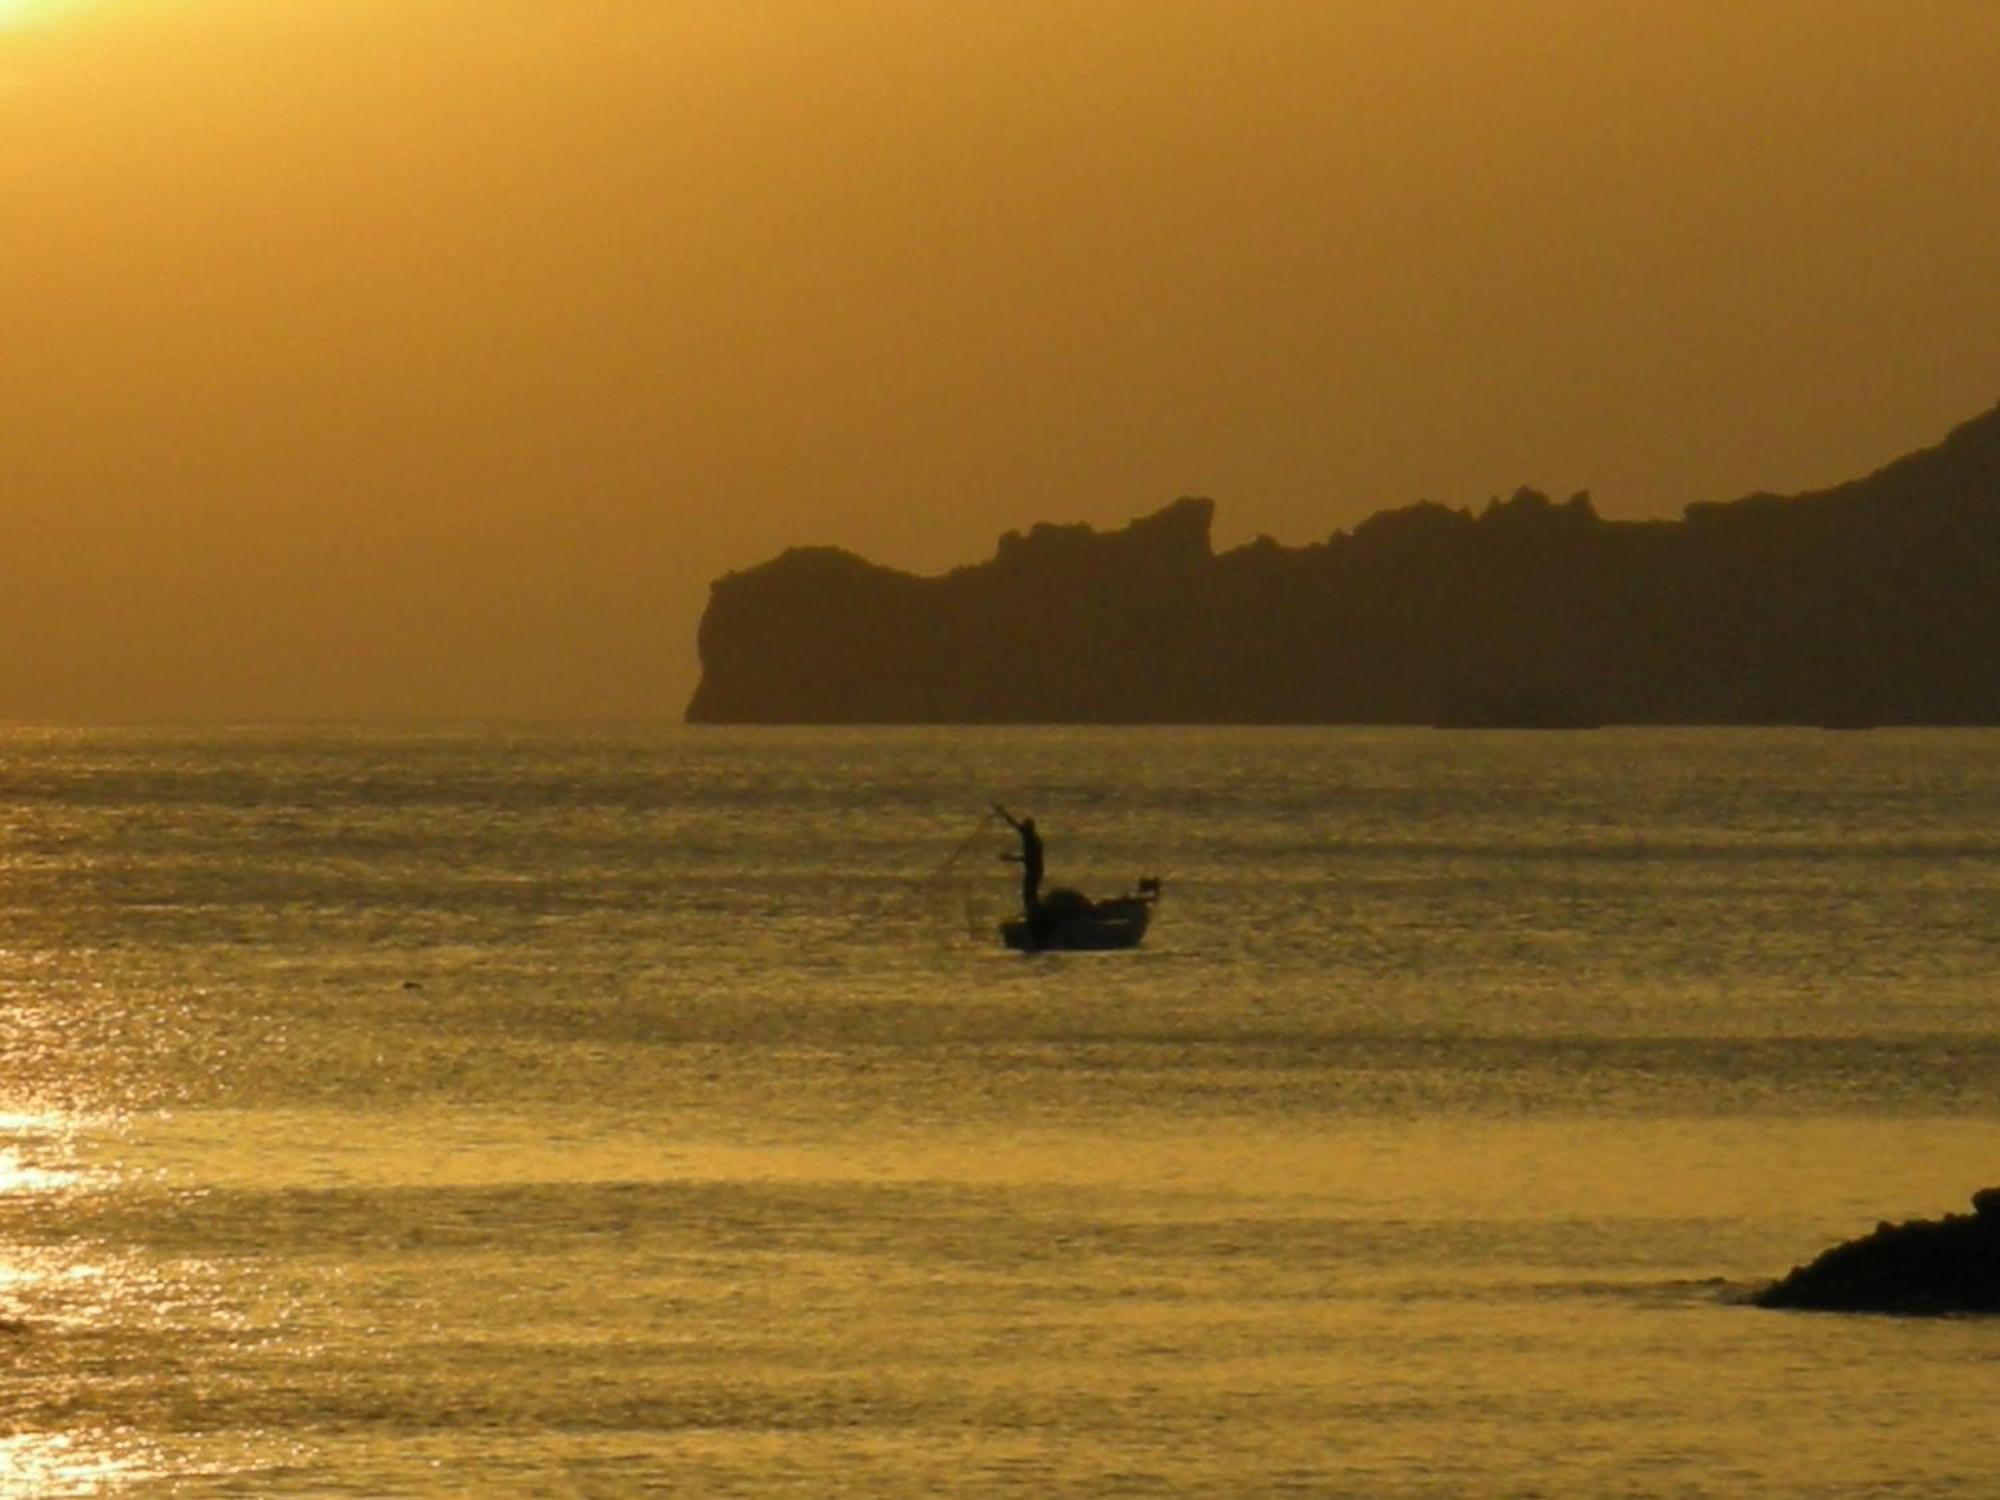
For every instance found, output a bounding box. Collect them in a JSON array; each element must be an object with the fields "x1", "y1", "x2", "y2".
[{"x1": 4, "y1": 726, "x2": 2000, "y2": 1496}]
